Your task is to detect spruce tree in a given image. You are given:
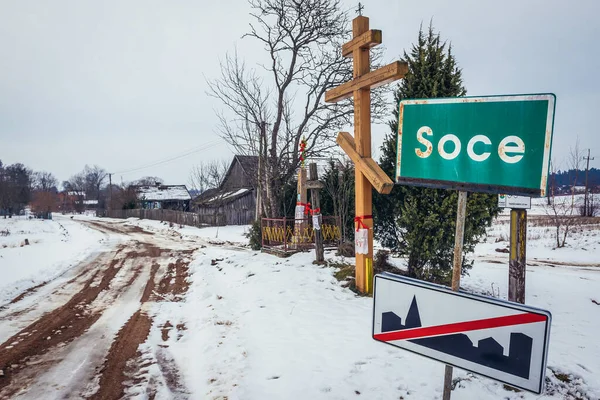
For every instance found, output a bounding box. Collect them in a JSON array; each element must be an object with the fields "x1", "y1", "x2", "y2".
[{"x1": 374, "y1": 23, "x2": 499, "y2": 284}]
